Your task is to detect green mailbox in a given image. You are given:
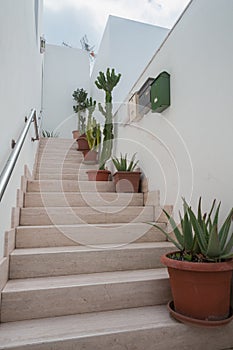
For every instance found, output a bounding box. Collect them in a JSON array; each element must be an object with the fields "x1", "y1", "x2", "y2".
[{"x1": 150, "y1": 71, "x2": 170, "y2": 113}]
